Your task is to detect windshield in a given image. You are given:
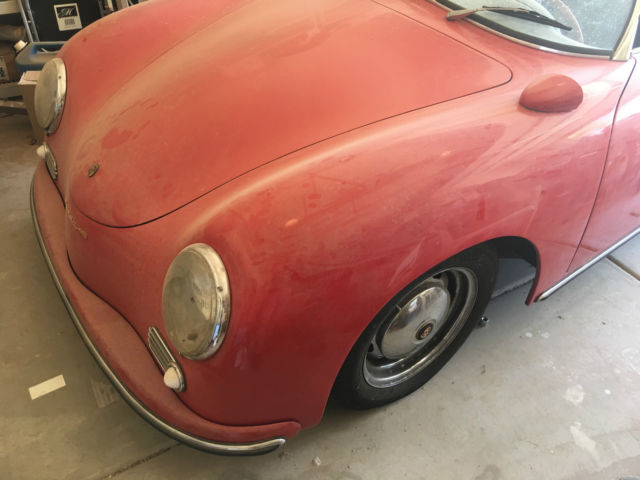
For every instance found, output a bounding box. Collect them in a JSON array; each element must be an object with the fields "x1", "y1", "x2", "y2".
[{"x1": 436, "y1": 0, "x2": 637, "y2": 56}]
